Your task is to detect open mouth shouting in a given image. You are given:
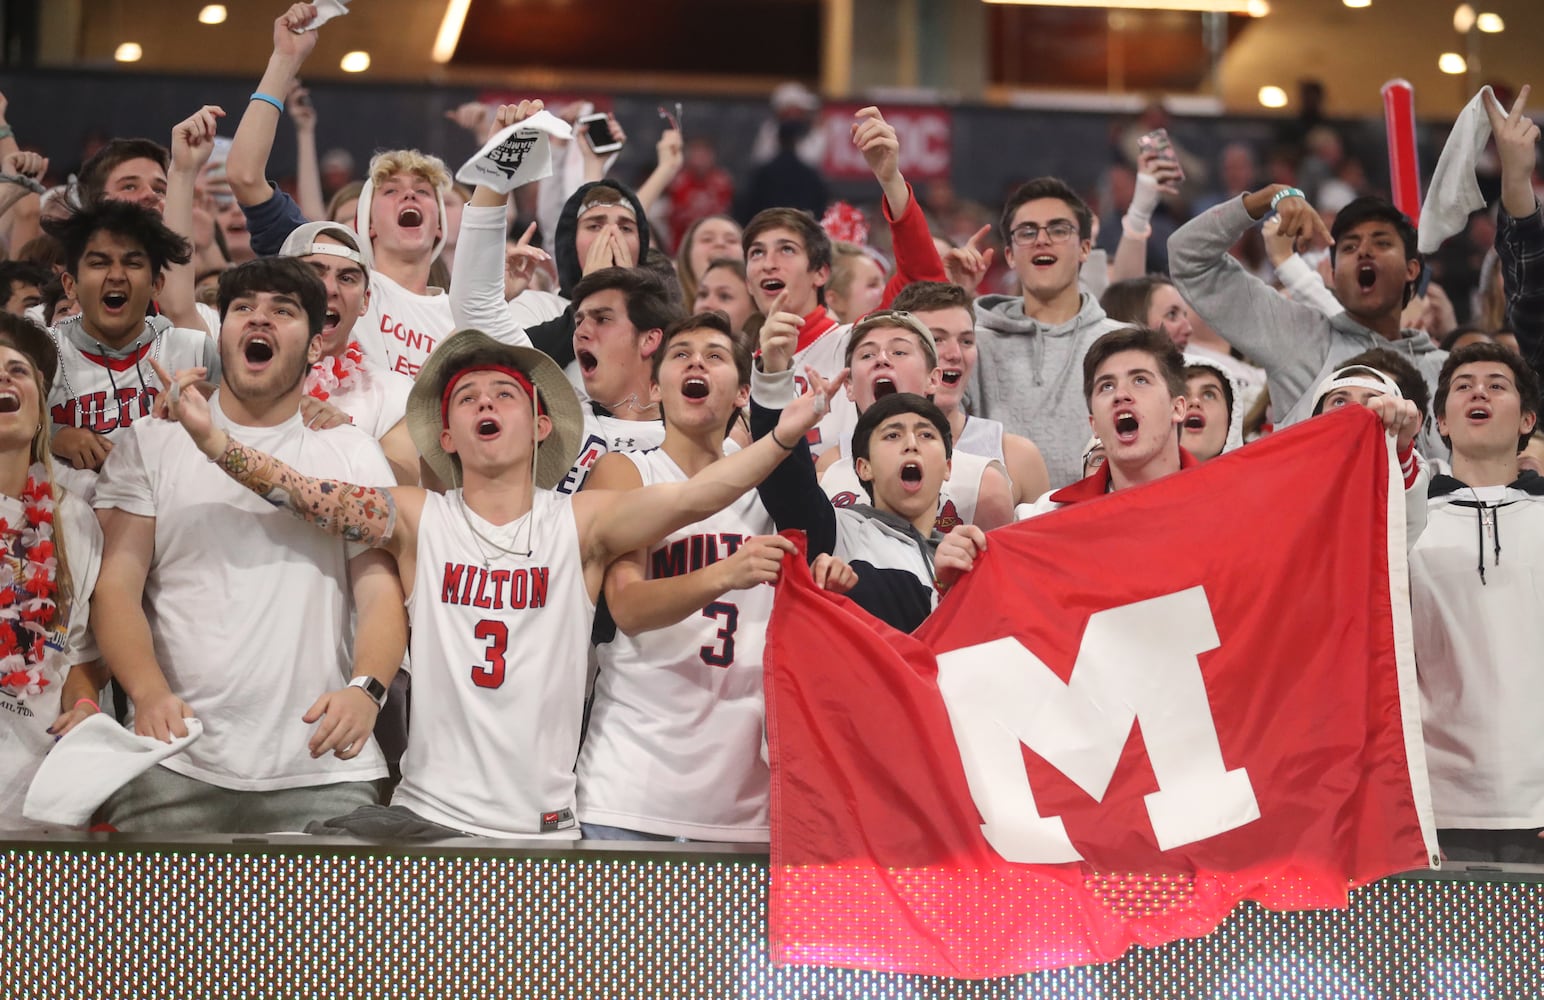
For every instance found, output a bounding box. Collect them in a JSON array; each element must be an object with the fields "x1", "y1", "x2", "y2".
[
  {"x1": 1183, "y1": 412, "x2": 1206, "y2": 431},
  {"x1": 476, "y1": 416, "x2": 502, "y2": 439},
  {"x1": 1466, "y1": 405, "x2": 1492, "y2": 424},
  {"x1": 1356, "y1": 262, "x2": 1377, "y2": 291},
  {"x1": 1113, "y1": 409, "x2": 1140, "y2": 444},
  {"x1": 323, "y1": 308, "x2": 342, "y2": 333},
  {"x1": 899, "y1": 460, "x2": 925, "y2": 492},
  {"x1": 0, "y1": 387, "x2": 20, "y2": 414},
  {"x1": 938, "y1": 368, "x2": 963, "y2": 387},
  {"x1": 576, "y1": 349, "x2": 599, "y2": 380},
  {"x1": 242, "y1": 334, "x2": 276, "y2": 369},
  {"x1": 101, "y1": 290, "x2": 131, "y2": 316},
  {"x1": 681, "y1": 375, "x2": 711, "y2": 400},
  {"x1": 1030, "y1": 253, "x2": 1058, "y2": 268},
  {"x1": 398, "y1": 205, "x2": 424, "y2": 229},
  {"x1": 872, "y1": 376, "x2": 897, "y2": 399}
]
